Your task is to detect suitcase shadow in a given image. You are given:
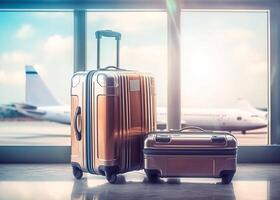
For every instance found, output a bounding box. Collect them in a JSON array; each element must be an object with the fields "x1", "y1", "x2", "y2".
[{"x1": 71, "y1": 176, "x2": 236, "y2": 200}]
